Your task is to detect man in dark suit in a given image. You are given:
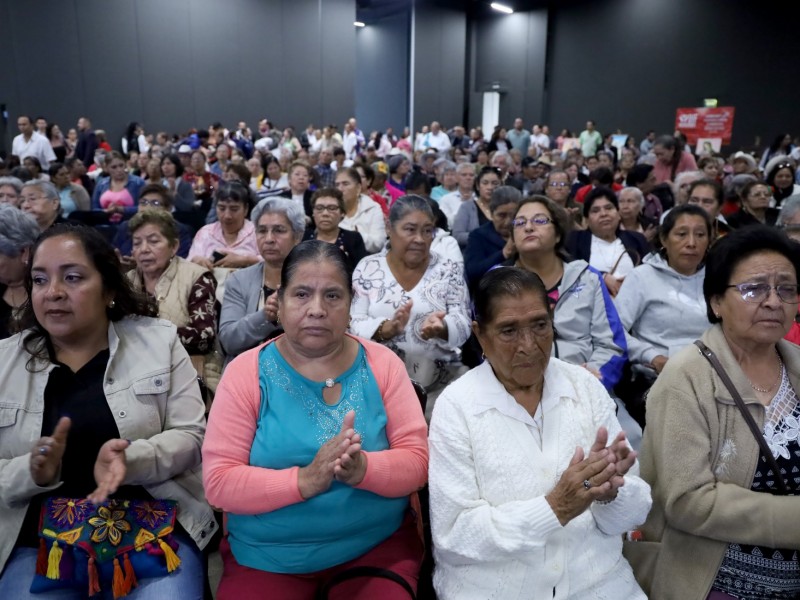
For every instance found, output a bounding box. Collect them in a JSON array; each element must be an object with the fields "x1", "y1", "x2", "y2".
[{"x1": 74, "y1": 116, "x2": 98, "y2": 168}]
